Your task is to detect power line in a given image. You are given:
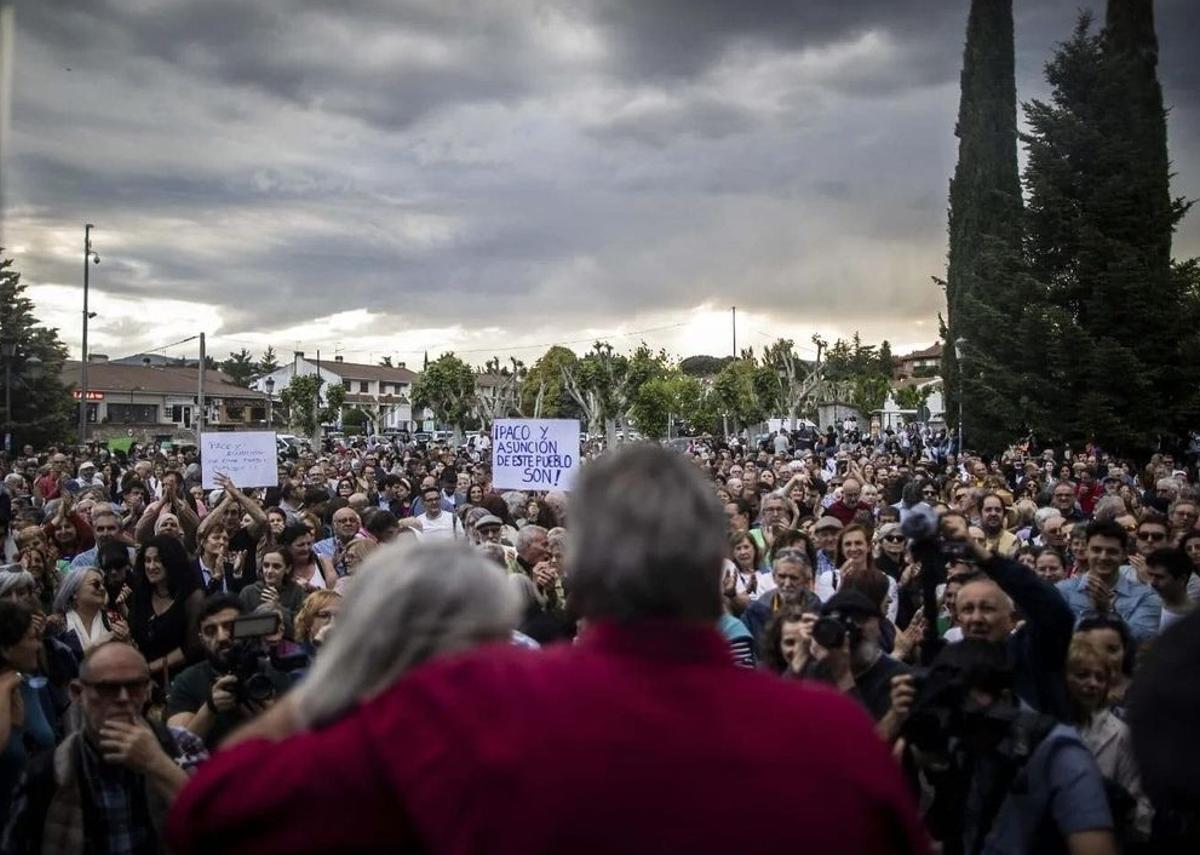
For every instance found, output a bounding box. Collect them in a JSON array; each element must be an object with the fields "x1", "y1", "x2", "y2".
[{"x1": 106, "y1": 334, "x2": 201, "y2": 365}]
